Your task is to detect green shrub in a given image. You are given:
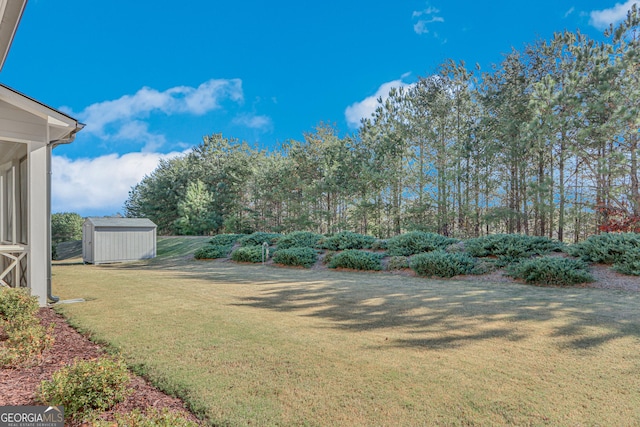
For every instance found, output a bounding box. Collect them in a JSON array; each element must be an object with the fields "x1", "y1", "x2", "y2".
[
  {"x1": 387, "y1": 256, "x2": 409, "y2": 270},
  {"x1": 327, "y1": 250, "x2": 382, "y2": 271},
  {"x1": 319, "y1": 231, "x2": 376, "y2": 250},
  {"x1": 273, "y1": 247, "x2": 318, "y2": 268},
  {"x1": 0, "y1": 287, "x2": 54, "y2": 367},
  {"x1": 322, "y1": 251, "x2": 336, "y2": 265},
  {"x1": 386, "y1": 232, "x2": 458, "y2": 256},
  {"x1": 0, "y1": 286, "x2": 39, "y2": 326},
  {"x1": 208, "y1": 233, "x2": 245, "y2": 246},
  {"x1": 465, "y1": 234, "x2": 563, "y2": 263},
  {"x1": 410, "y1": 250, "x2": 477, "y2": 278},
  {"x1": 567, "y1": 232, "x2": 640, "y2": 264},
  {"x1": 38, "y1": 357, "x2": 132, "y2": 419},
  {"x1": 506, "y1": 257, "x2": 594, "y2": 286},
  {"x1": 277, "y1": 231, "x2": 322, "y2": 250},
  {"x1": 371, "y1": 239, "x2": 388, "y2": 250},
  {"x1": 92, "y1": 408, "x2": 199, "y2": 427},
  {"x1": 194, "y1": 244, "x2": 232, "y2": 259},
  {"x1": 231, "y1": 245, "x2": 269, "y2": 263},
  {"x1": 612, "y1": 248, "x2": 640, "y2": 275},
  {"x1": 239, "y1": 232, "x2": 282, "y2": 247}
]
